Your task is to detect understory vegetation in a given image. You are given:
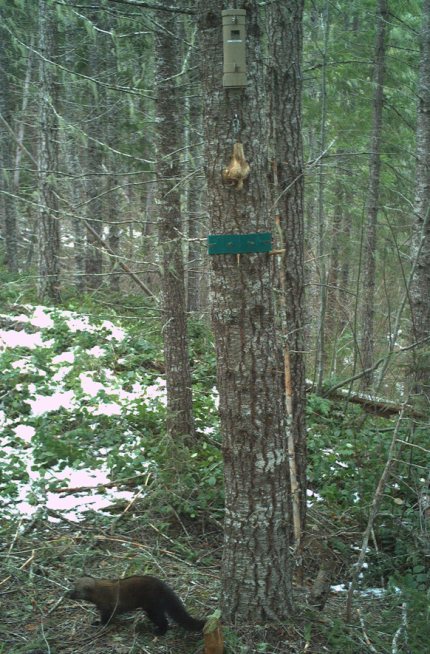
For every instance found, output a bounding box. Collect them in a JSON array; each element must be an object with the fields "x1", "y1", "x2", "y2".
[{"x1": 0, "y1": 273, "x2": 428, "y2": 653}]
